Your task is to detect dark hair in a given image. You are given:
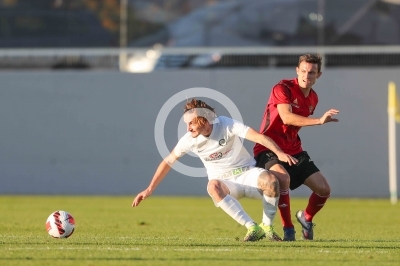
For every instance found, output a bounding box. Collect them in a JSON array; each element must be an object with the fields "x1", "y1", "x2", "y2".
[{"x1": 298, "y1": 54, "x2": 322, "y2": 72}]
